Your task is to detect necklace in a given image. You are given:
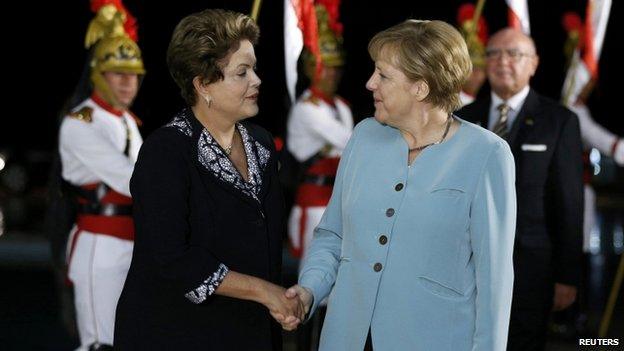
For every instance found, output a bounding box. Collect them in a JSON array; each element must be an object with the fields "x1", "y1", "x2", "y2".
[
  {"x1": 223, "y1": 128, "x2": 237, "y2": 155},
  {"x1": 408, "y1": 114, "x2": 453, "y2": 152}
]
